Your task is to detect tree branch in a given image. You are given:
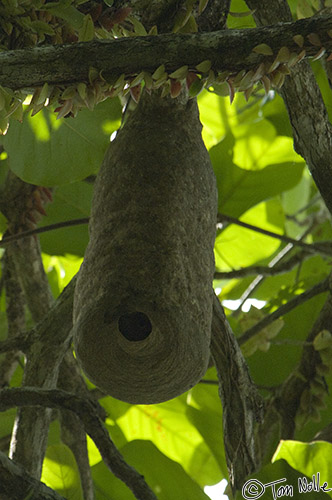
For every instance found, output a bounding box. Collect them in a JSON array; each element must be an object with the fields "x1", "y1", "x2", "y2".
[
  {"x1": 1, "y1": 15, "x2": 332, "y2": 89},
  {"x1": 0, "y1": 218, "x2": 90, "y2": 248},
  {"x1": 244, "y1": 0, "x2": 332, "y2": 216},
  {"x1": 228, "y1": 220, "x2": 320, "y2": 313},
  {"x1": 258, "y1": 290, "x2": 332, "y2": 460},
  {"x1": 0, "y1": 387, "x2": 157, "y2": 500},
  {"x1": 0, "y1": 250, "x2": 25, "y2": 387},
  {"x1": 215, "y1": 250, "x2": 310, "y2": 280},
  {"x1": 3, "y1": 173, "x2": 55, "y2": 478},
  {"x1": 58, "y1": 352, "x2": 99, "y2": 500},
  {"x1": 0, "y1": 451, "x2": 66, "y2": 500},
  {"x1": 0, "y1": 335, "x2": 30, "y2": 355},
  {"x1": 211, "y1": 293, "x2": 264, "y2": 491},
  {"x1": 238, "y1": 276, "x2": 330, "y2": 345}
]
